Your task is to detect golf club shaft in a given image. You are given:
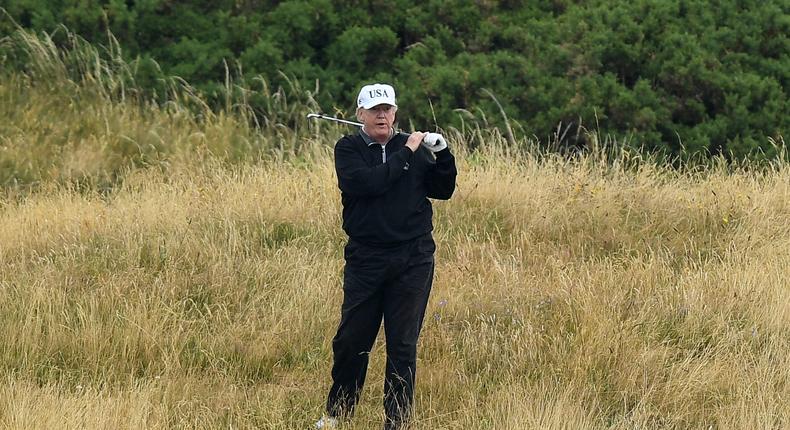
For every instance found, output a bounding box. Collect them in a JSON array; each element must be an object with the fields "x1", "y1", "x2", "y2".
[
  {"x1": 306, "y1": 113, "x2": 363, "y2": 127},
  {"x1": 306, "y1": 113, "x2": 416, "y2": 142}
]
